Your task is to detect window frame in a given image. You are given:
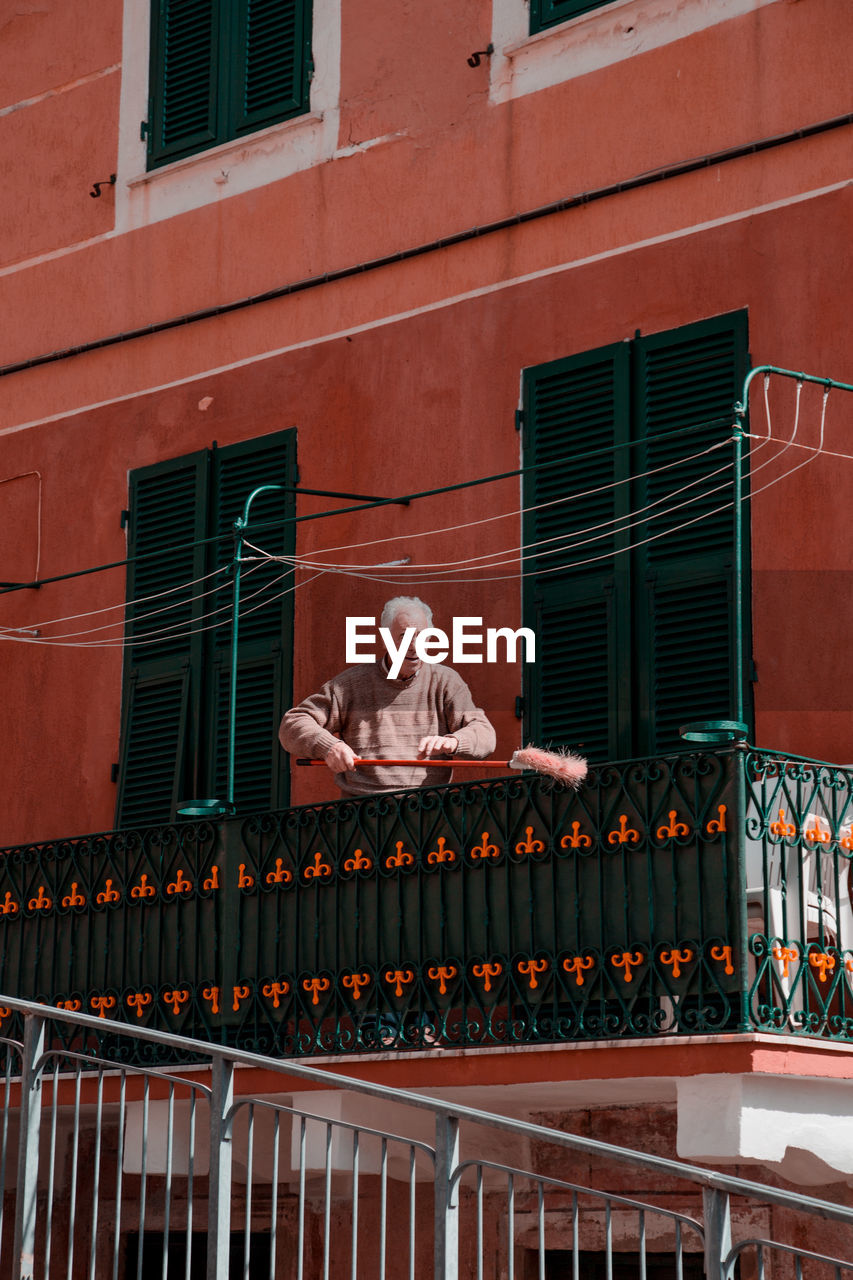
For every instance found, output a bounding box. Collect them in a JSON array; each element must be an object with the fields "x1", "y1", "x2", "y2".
[{"x1": 146, "y1": 0, "x2": 314, "y2": 171}]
